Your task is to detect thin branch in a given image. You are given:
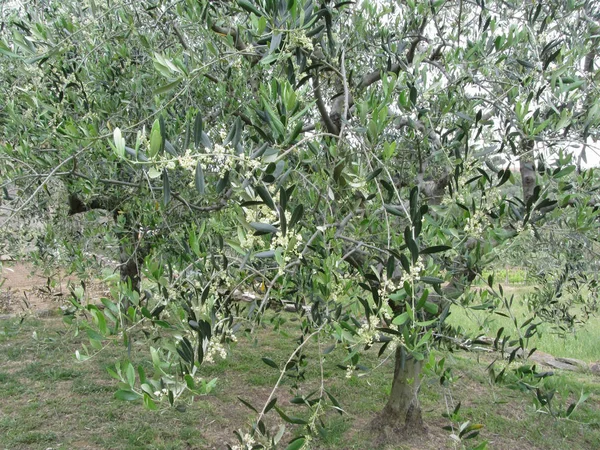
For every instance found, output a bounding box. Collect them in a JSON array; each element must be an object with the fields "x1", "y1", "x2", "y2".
[
  {"x1": 171, "y1": 189, "x2": 234, "y2": 213},
  {"x1": 255, "y1": 325, "x2": 326, "y2": 427},
  {"x1": 71, "y1": 171, "x2": 141, "y2": 188},
  {"x1": 1, "y1": 148, "x2": 87, "y2": 226}
]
